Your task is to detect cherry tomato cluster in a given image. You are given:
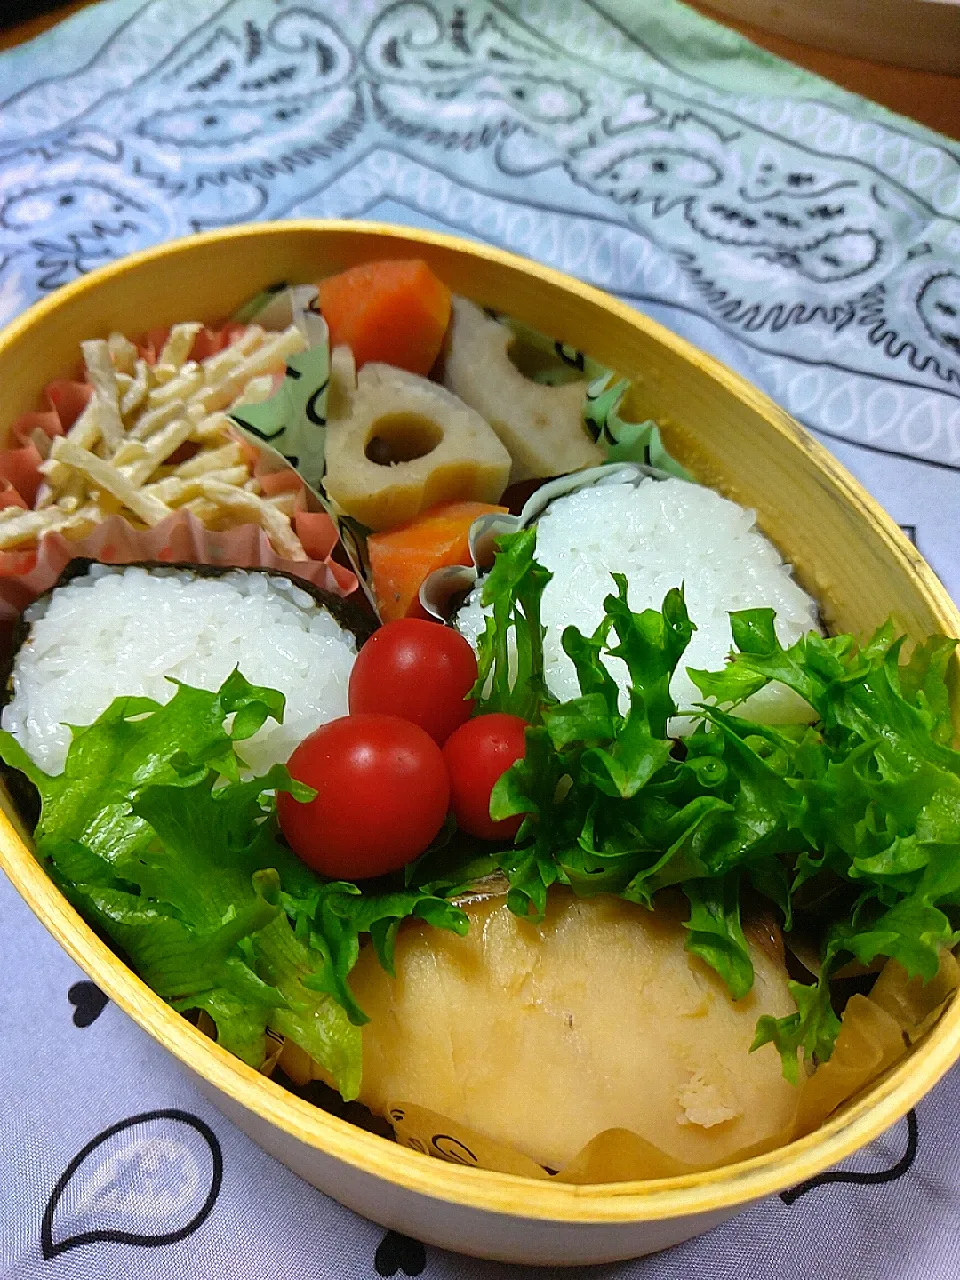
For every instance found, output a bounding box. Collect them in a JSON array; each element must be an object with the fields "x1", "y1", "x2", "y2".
[{"x1": 277, "y1": 619, "x2": 528, "y2": 879}]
